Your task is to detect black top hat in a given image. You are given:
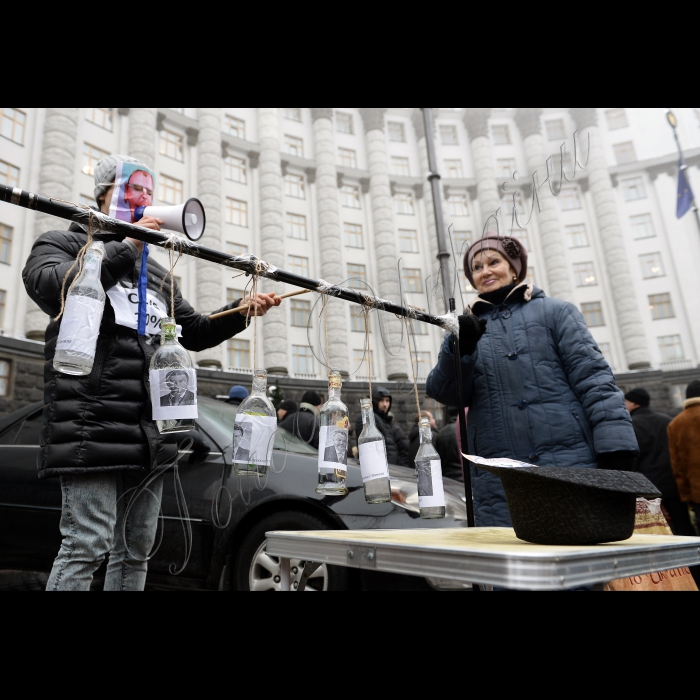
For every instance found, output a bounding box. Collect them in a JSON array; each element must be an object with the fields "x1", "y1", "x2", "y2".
[{"x1": 475, "y1": 464, "x2": 660, "y2": 546}]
